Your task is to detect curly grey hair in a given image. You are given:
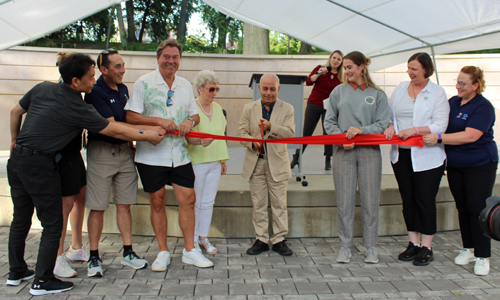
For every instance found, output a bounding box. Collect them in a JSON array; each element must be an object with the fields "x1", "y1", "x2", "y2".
[{"x1": 194, "y1": 70, "x2": 220, "y2": 95}]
